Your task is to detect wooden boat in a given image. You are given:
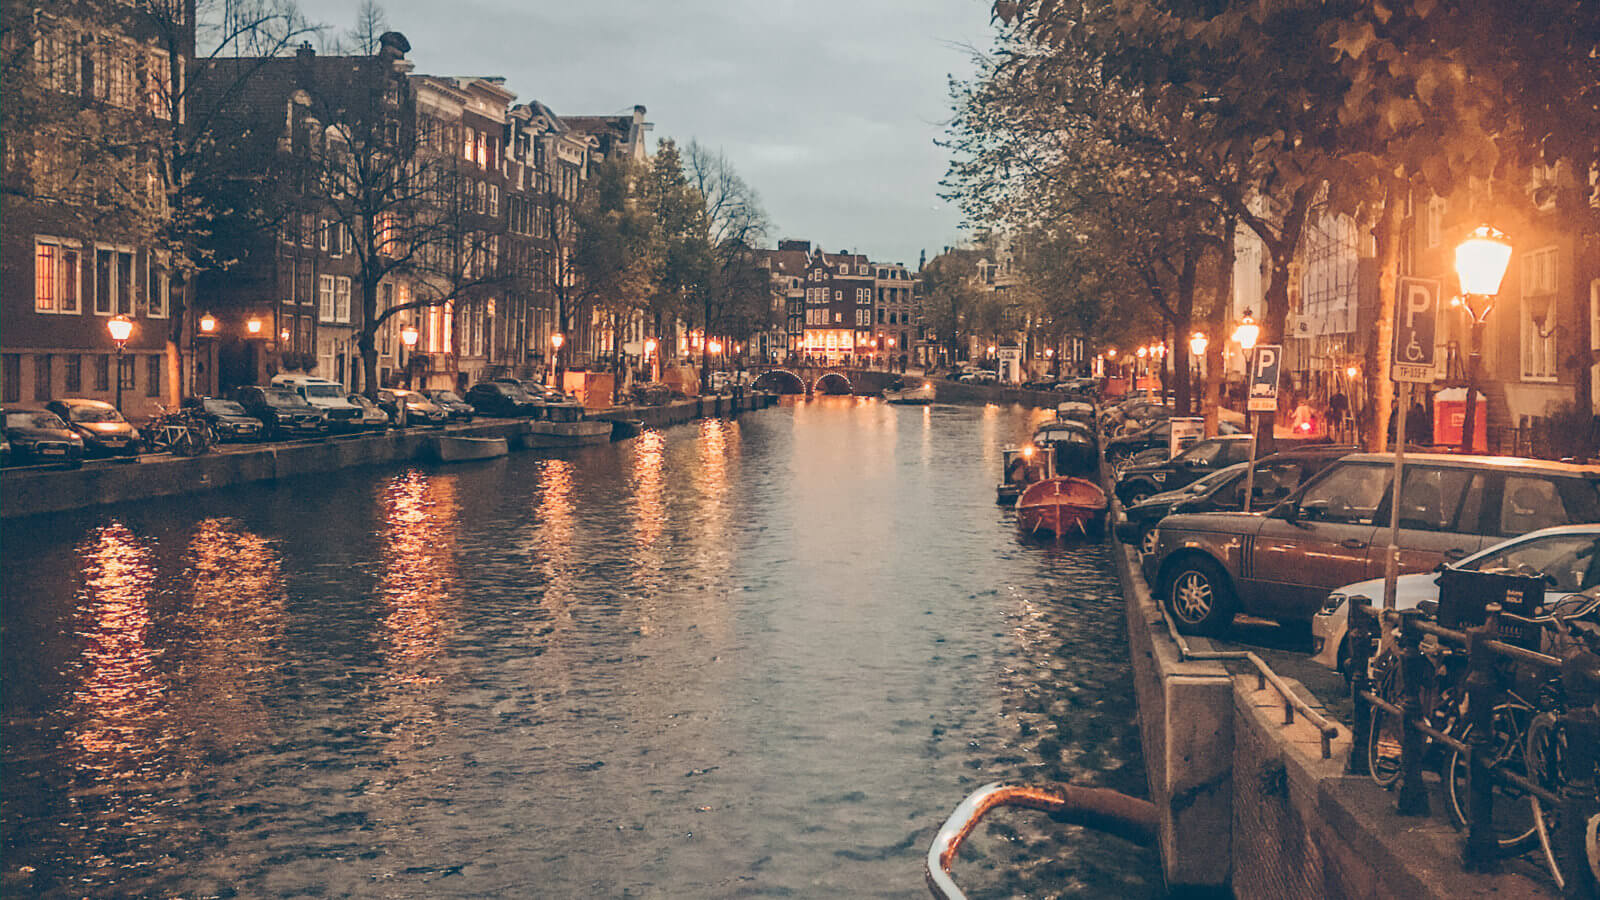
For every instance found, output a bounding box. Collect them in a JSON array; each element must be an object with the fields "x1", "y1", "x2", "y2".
[
  {"x1": 1016, "y1": 477, "x2": 1108, "y2": 537},
  {"x1": 428, "y1": 435, "x2": 508, "y2": 462},
  {"x1": 998, "y1": 445, "x2": 1055, "y2": 504},
  {"x1": 517, "y1": 420, "x2": 612, "y2": 449},
  {"x1": 883, "y1": 378, "x2": 936, "y2": 404}
]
